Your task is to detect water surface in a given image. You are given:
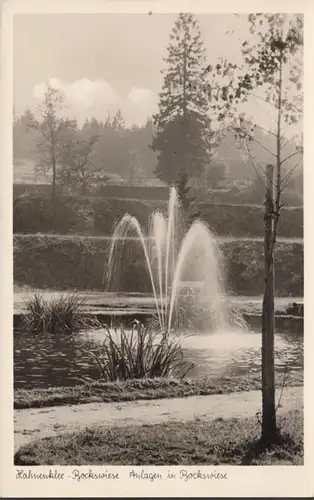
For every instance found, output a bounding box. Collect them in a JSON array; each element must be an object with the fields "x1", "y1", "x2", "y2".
[{"x1": 14, "y1": 328, "x2": 303, "y2": 390}]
